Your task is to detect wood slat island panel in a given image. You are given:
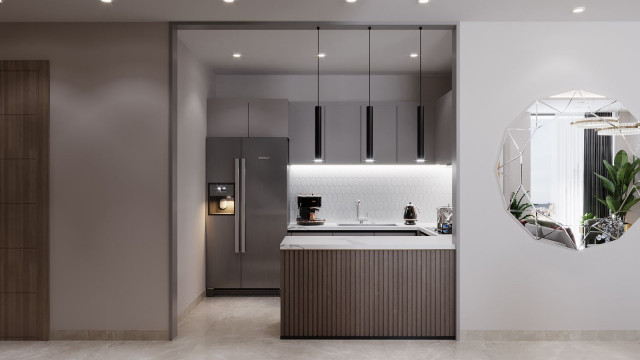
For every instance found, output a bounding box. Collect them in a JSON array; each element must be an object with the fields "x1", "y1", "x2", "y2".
[{"x1": 281, "y1": 249, "x2": 455, "y2": 339}]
